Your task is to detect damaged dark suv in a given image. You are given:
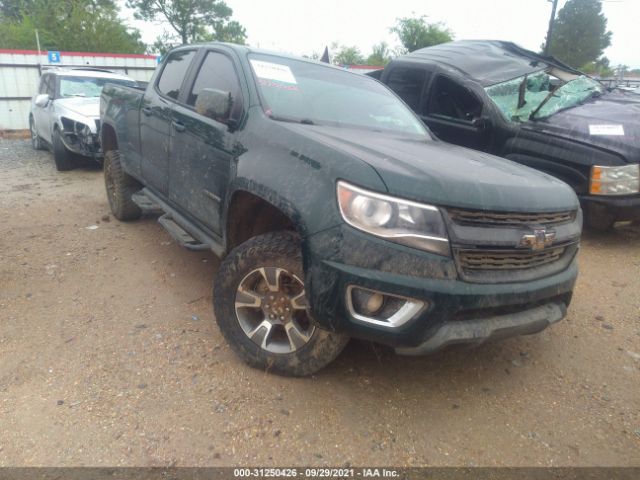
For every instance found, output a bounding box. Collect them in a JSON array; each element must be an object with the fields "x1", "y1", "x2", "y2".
[
  {"x1": 374, "y1": 41, "x2": 640, "y2": 230},
  {"x1": 100, "y1": 43, "x2": 582, "y2": 376}
]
